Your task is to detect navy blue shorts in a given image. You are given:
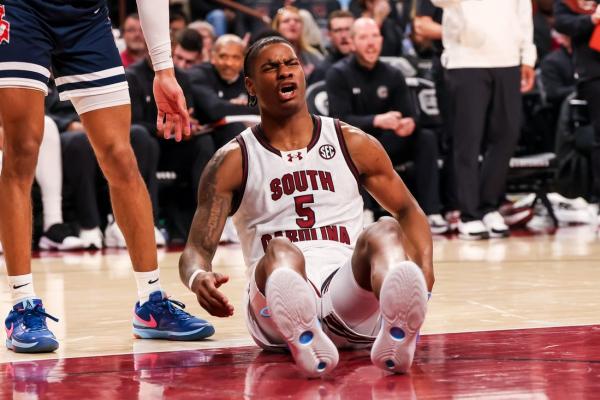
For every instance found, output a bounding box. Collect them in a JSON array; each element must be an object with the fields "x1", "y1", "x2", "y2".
[{"x1": 0, "y1": 0, "x2": 127, "y2": 100}]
